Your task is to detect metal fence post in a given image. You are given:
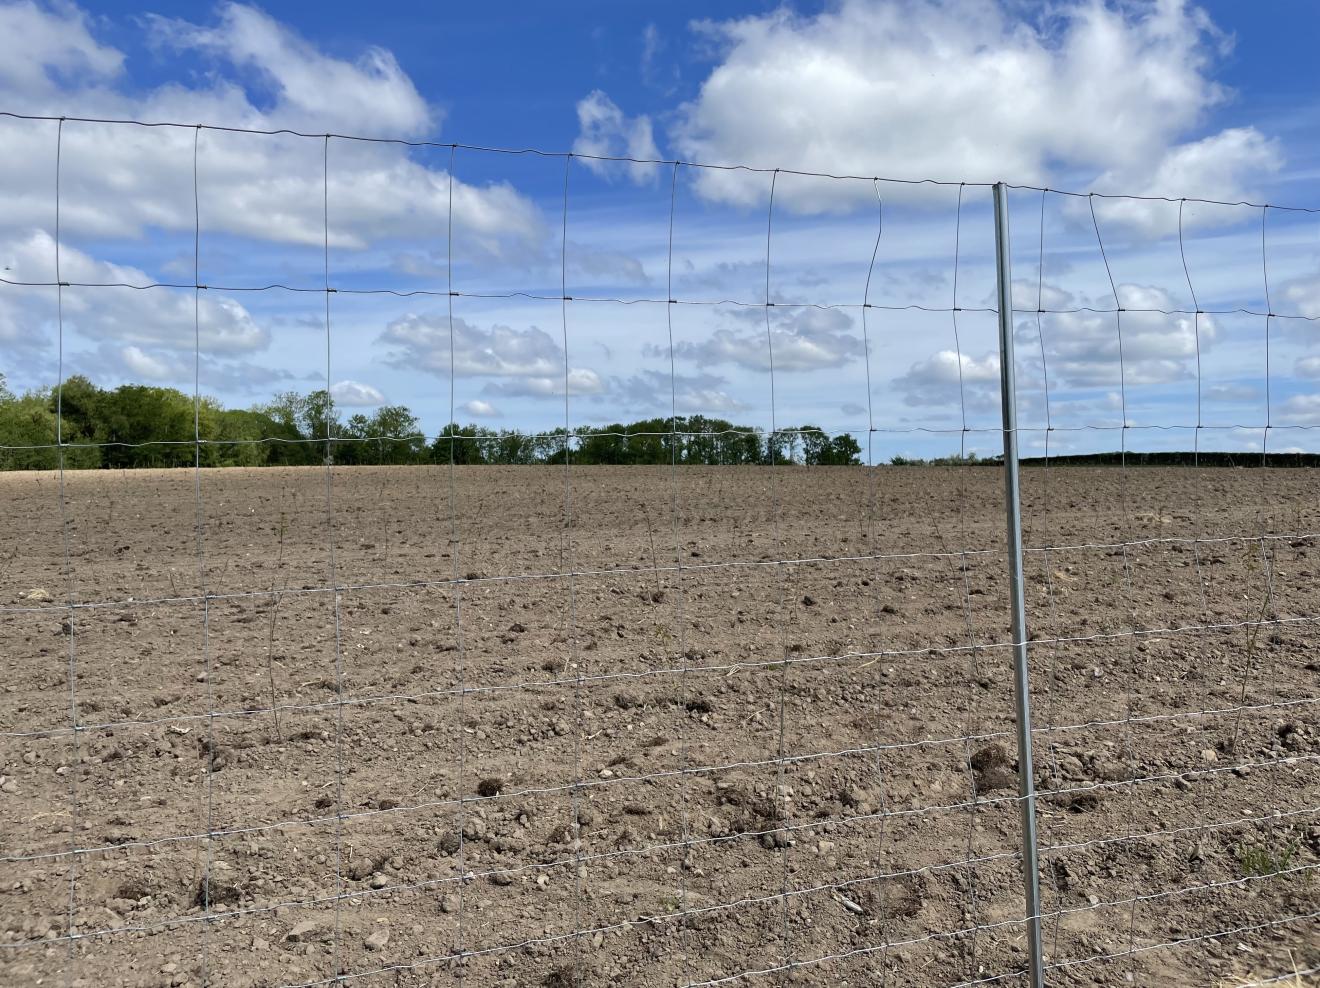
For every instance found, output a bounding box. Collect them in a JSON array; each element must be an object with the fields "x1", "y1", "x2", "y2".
[{"x1": 993, "y1": 180, "x2": 1045, "y2": 988}]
